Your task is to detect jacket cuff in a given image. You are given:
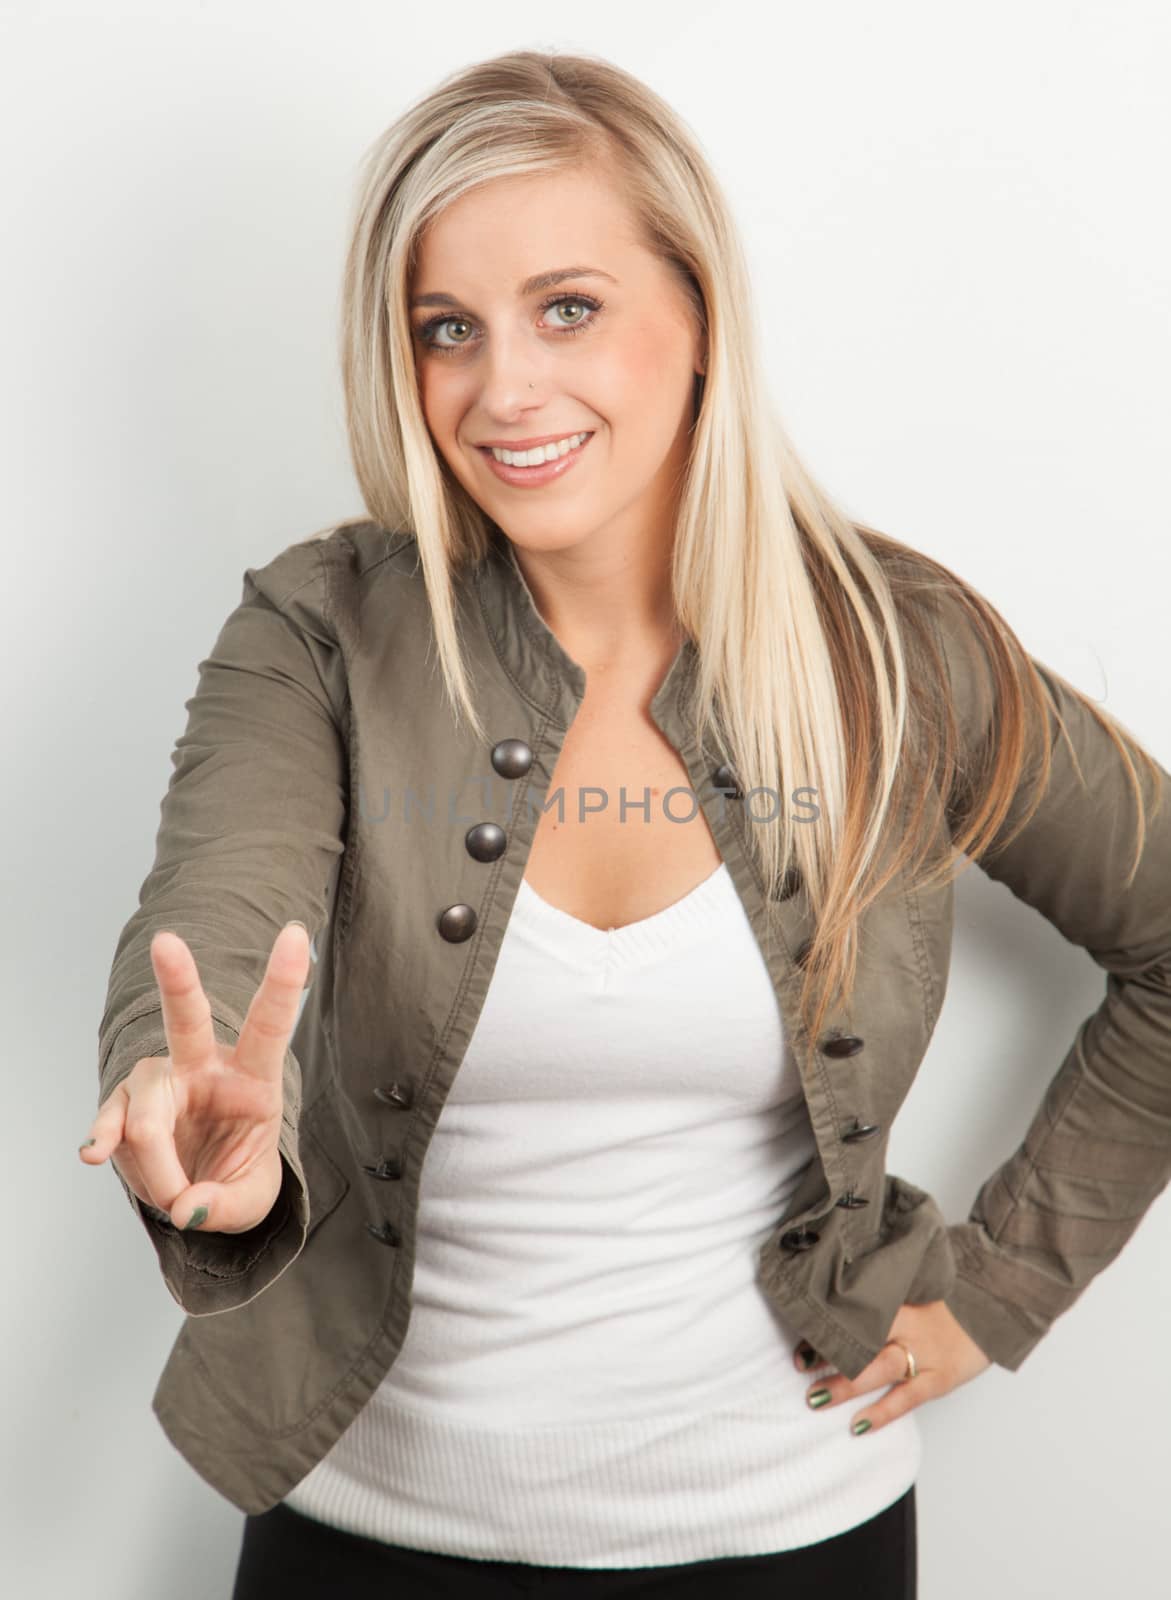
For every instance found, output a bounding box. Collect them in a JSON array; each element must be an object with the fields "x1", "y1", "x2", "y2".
[
  {"x1": 127, "y1": 1130, "x2": 308, "y2": 1316},
  {"x1": 942, "y1": 1221, "x2": 1049, "y2": 1371}
]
